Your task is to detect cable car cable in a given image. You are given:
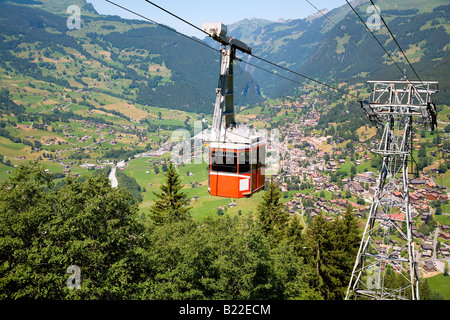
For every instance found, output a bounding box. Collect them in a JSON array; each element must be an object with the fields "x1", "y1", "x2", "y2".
[
  {"x1": 305, "y1": 0, "x2": 378, "y2": 60},
  {"x1": 309, "y1": 1, "x2": 434, "y2": 103},
  {"x1": 238, "y1": 59, "x2": 316, "y2": 92},
  {"x1": 369, "y1": 0, "x2": 422, "y2": 83},
  {"x1": 140, "y1": 0, "x2": 358, "y2": 98},
  {"x1": 107, "y1": 0, "x2": 353, "y2": 98},
  {"x1": 344, "y1": 0, "x2": 408, "y2": 80},
  {"x1": 368, "y1": 0, "x2": 434, "y2": 100},
  {"x1": 238, "y1": 59, "x2": 348, "y2": 100},
  {"x1": 248, "y1": 54, "x2": 358, "y2": 98},
  {"x1": 347, "y1": 0, "x2": 436, "y2": 107},
  {"x1": 144, "y1": 0, "x2": 211, "y2": 38},
  {"x1": 105, "y1": 0, "x2": 219, "y2": 53}
]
